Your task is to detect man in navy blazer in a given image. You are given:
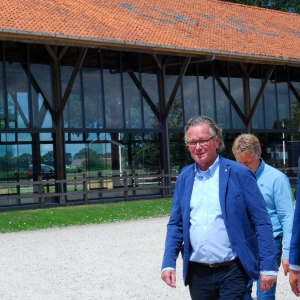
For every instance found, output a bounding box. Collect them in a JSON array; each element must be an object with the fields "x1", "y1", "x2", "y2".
[
  {"x1": 289, "y1": 164, "x2": 300, "y2": 297},
  {"x1": 161, "y1": 116, "x2": 278, "y2": 299}
]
